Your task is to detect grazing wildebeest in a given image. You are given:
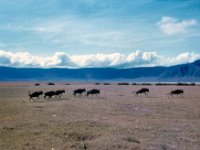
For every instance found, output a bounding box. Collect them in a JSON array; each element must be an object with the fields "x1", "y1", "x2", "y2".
[
  {"x1": 73, "y1": 89, "x2": 86, "y2": 97},
  {"x1": 133, "y1": 88, "x2": 149, "y2": 96},
  {"x1": 86, "y1": 89, "x2": 100, "y2": 97},
  {"x1": 168, "y1": 89, "x2": 184, "y2": 97},
  {"x1": 28, "y1": 91, "x2": 43, "y2": 100},
  {"x1": 54, "y1": 90, "x2": 65, "y2": 98},
  {"x1": 44, "y1": 91, "x2": 56, "y2": 99}
]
